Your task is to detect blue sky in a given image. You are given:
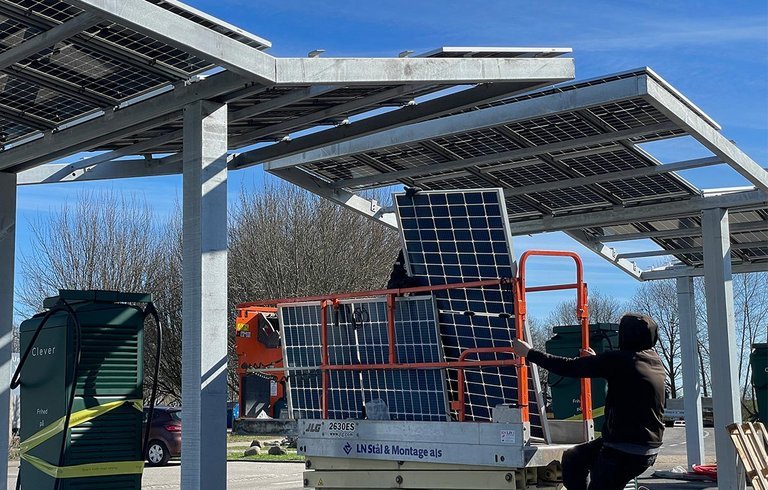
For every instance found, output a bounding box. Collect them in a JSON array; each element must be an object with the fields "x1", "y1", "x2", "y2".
[{"x1": 13, "y1": 0, "x2": 768, "y2": 321}]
